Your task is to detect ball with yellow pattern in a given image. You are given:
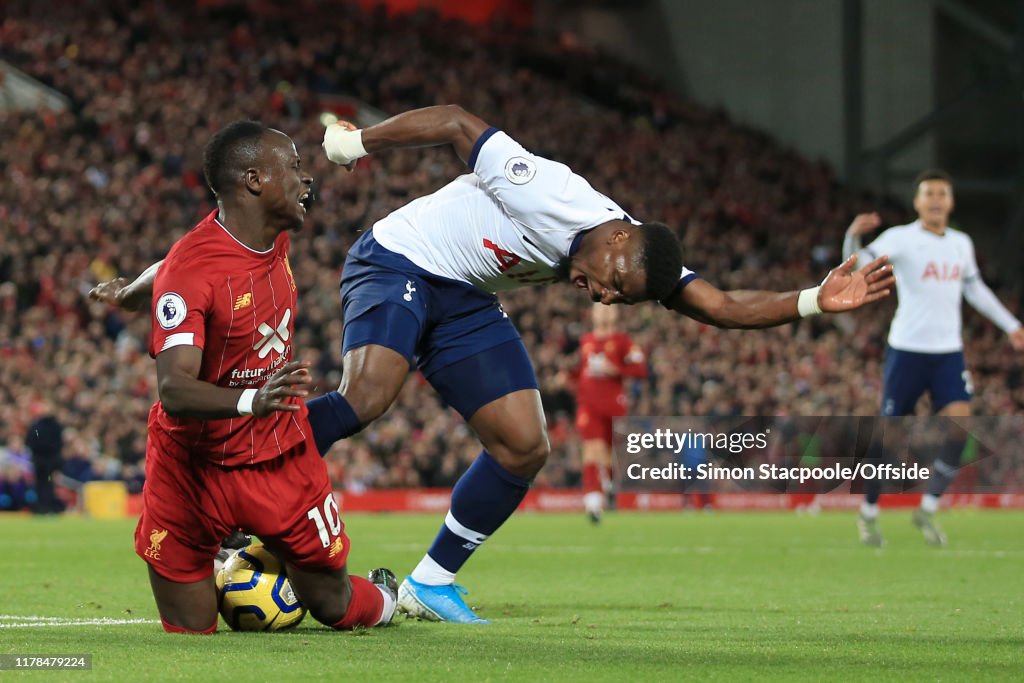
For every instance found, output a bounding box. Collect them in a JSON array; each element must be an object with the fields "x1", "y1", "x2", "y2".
[{"x1": 215, "y1": 543, "x2": 307, "y2": 631}]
